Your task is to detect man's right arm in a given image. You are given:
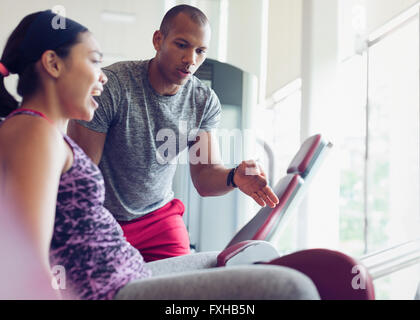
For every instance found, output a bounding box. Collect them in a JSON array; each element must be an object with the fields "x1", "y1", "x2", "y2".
[{"x1": 67, "y1": 120, "x2": 107, "y2": 165}]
